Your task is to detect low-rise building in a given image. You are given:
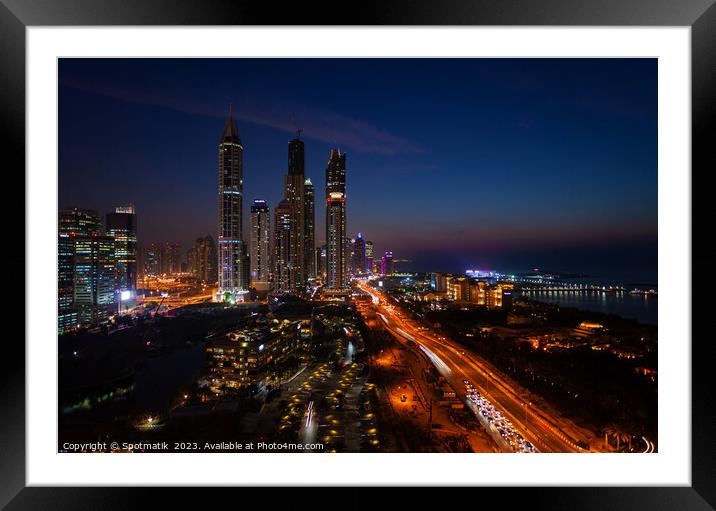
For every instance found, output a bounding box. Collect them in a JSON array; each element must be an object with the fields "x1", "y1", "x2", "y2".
[{"x1": 206, "y1": 318, "x2": 305, "y2": 393}]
